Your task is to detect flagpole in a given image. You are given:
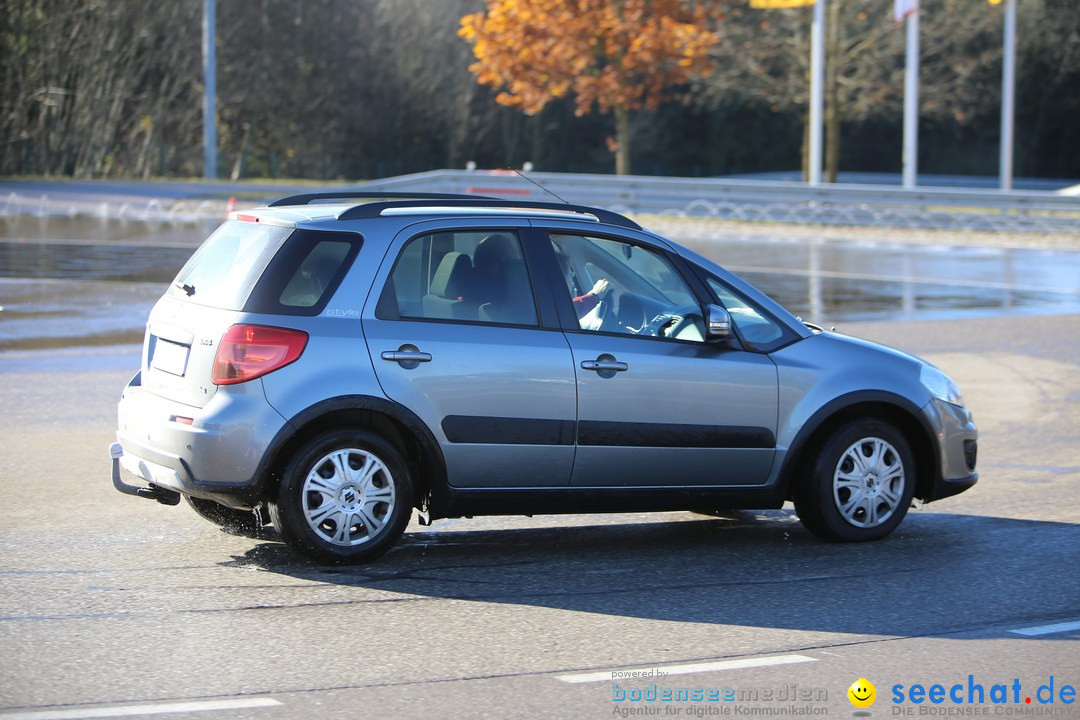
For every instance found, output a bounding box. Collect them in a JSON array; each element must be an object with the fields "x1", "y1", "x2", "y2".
[
  {"x1": 902, "y1": 5, "x2": 919, "y2": 189},
  {"x1": 808, "y1": 0, "x2": 825, "y2": 186},
  {"x1": 999, "y1": 0, "x2": 1016, "y2": 191}
]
